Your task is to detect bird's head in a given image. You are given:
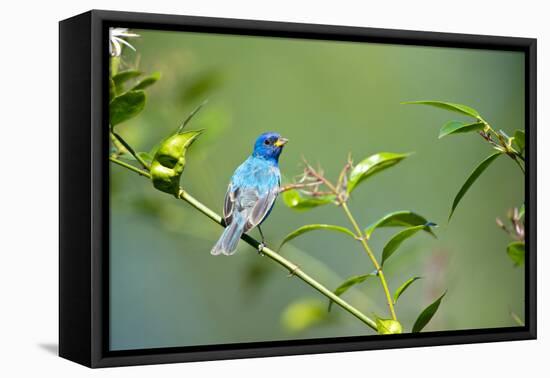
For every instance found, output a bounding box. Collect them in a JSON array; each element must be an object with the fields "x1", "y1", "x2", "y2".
[{"x1": 252, "y1": 132, "x2": 288, "y2": 161}]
